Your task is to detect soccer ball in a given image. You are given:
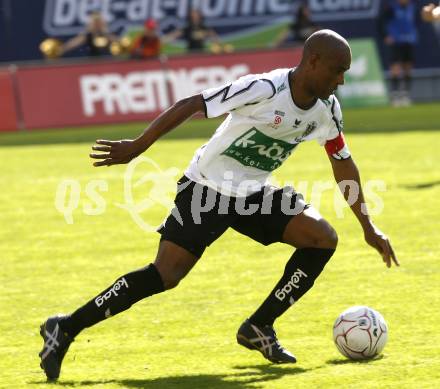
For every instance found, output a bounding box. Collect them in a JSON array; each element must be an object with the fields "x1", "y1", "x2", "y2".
[{"x1": 333, "y1": 306, "x2": 388, "y2": 360}]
